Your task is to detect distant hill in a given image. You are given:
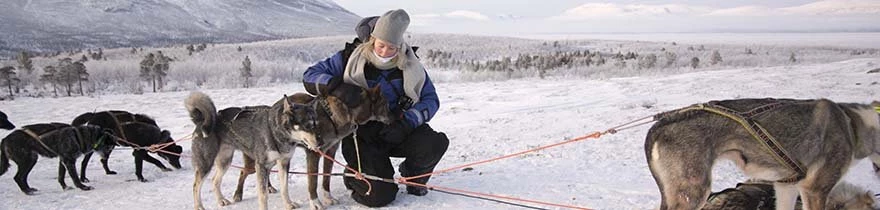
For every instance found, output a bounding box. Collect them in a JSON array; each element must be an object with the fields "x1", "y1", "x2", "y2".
[{"x1": 0, "y1": 0, "x2": 360, "y2": 57}]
